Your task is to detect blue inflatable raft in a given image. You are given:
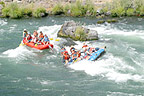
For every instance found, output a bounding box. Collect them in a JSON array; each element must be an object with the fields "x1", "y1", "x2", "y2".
[
  {"x1": 88, "y1": 48, "x2": 105, "y2": 61},
  {"x1": 65, "y1": 46, "x2": 106, "y2": 65}
]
